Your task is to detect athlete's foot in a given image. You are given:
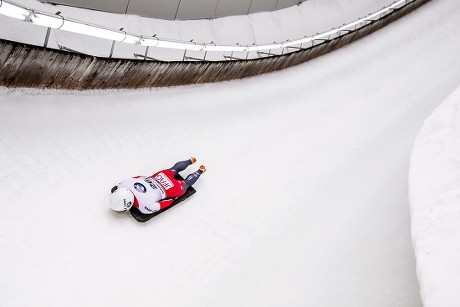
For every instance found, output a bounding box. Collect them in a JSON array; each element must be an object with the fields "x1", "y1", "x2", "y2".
[{"x1": 190, "y1": 157, "x2": 197, "y2": 164}]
